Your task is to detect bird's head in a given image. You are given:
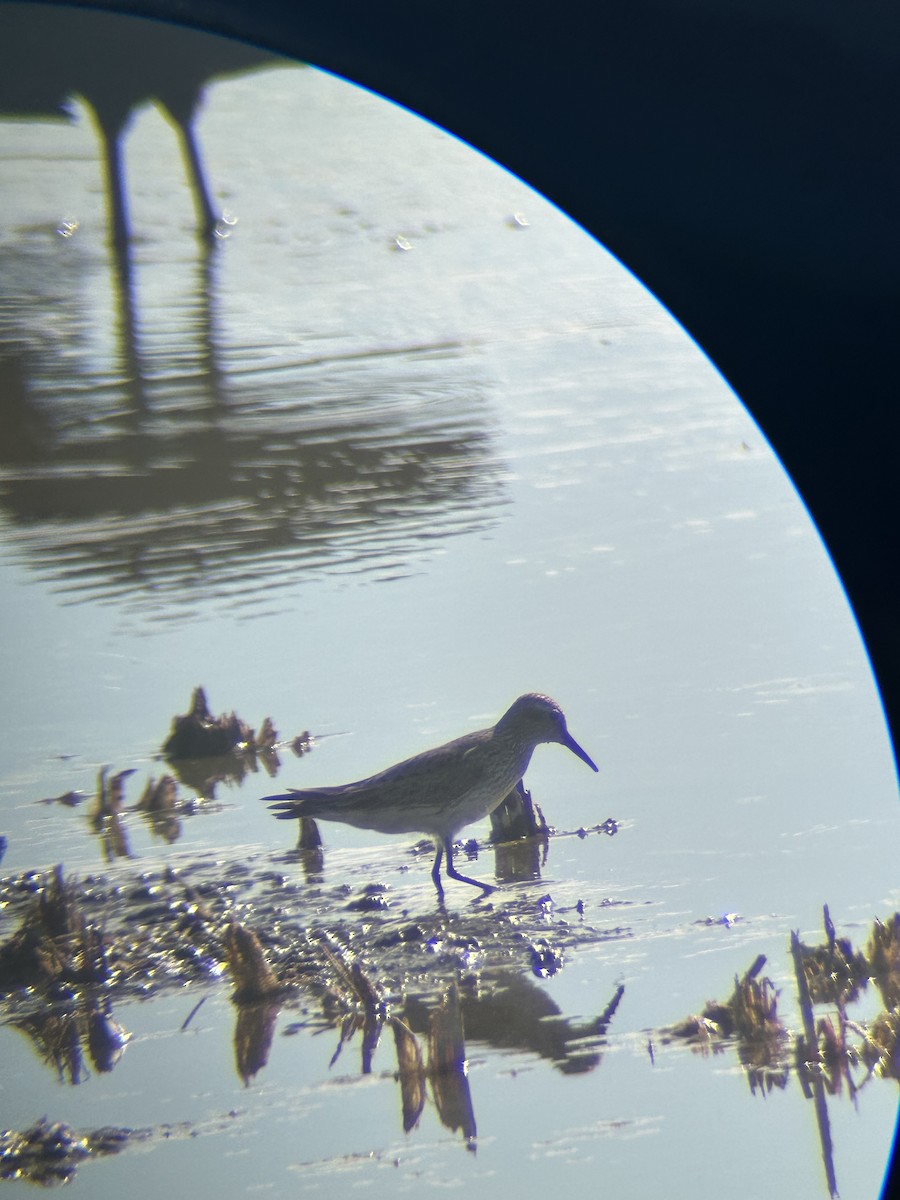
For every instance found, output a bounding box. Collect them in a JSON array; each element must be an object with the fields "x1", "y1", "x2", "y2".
[{"x1": 499, "y1": 693, "x2": 599, "y2": 771}]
